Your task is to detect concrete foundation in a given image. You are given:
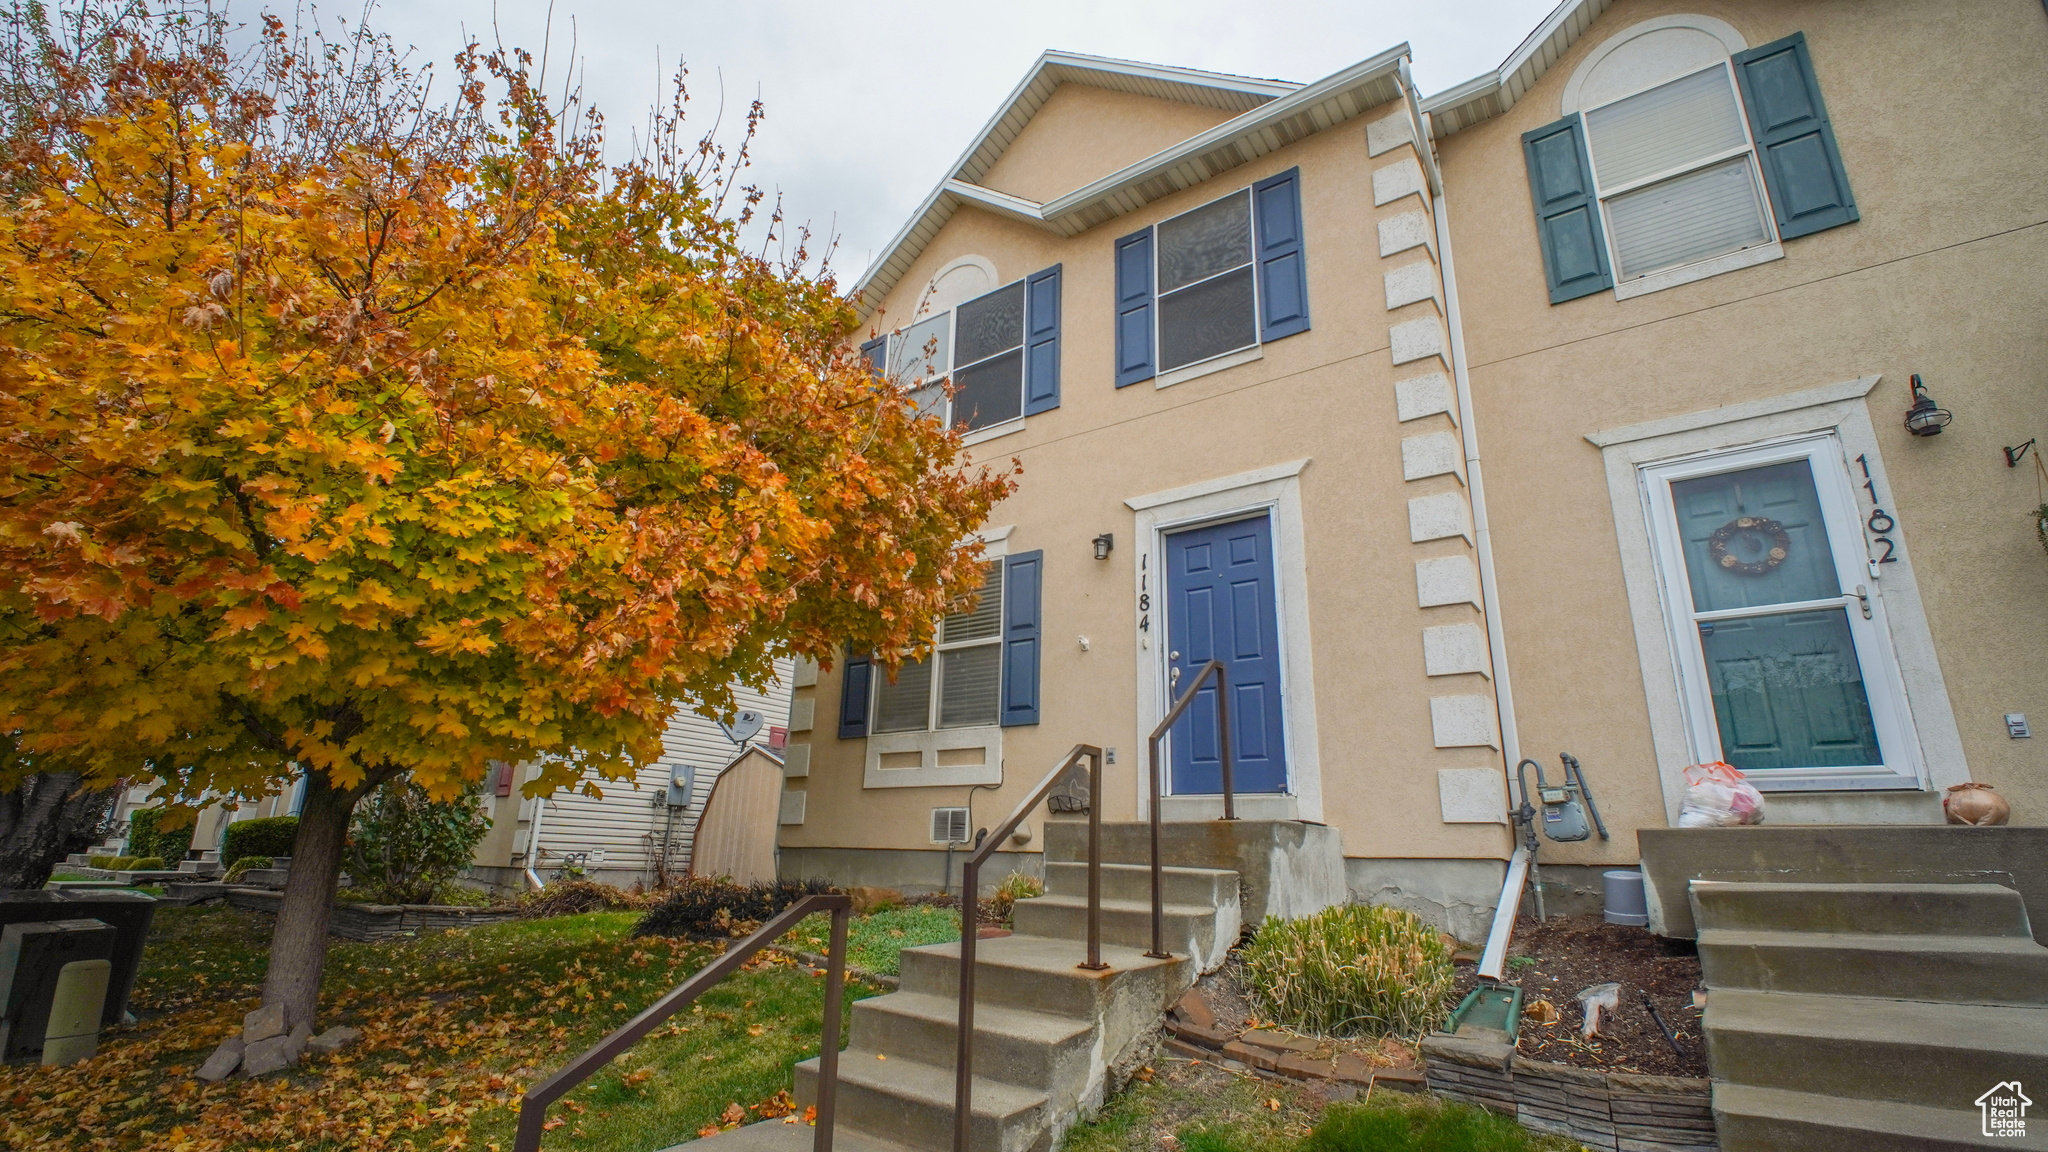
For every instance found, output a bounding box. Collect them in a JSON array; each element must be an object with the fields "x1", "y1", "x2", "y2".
[
  {"x1": 775, "y1": 845, "x2": 1044, "y2": 897},
  {"x1": 1345, "y1": 857, "x2": 1506, "y2": 943},
  {"x1": 1637, "y1": 825, "x2": 2048, "y2": 943}
]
